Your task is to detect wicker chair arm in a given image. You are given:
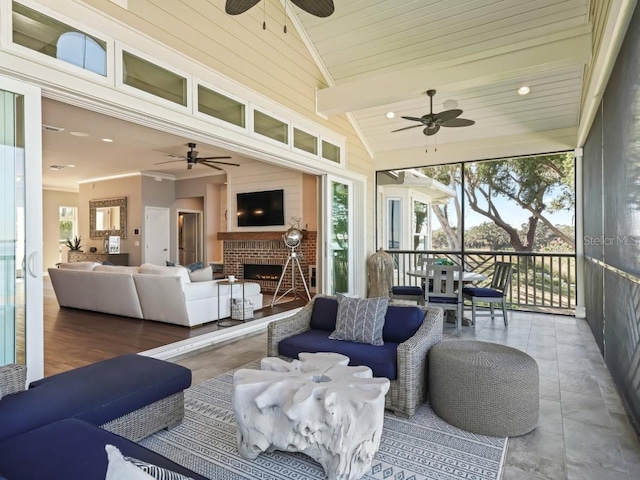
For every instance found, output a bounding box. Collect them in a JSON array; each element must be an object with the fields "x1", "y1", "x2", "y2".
[
  {"x1": 394, "y1": 307, "x2": 443, "y2": 414},
  {"x1": 267, "y1": 299, "x2": 315, "y2": 356},
  {"x1": 0, "y1": 363, "x2": 27, "y2": 397}
]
